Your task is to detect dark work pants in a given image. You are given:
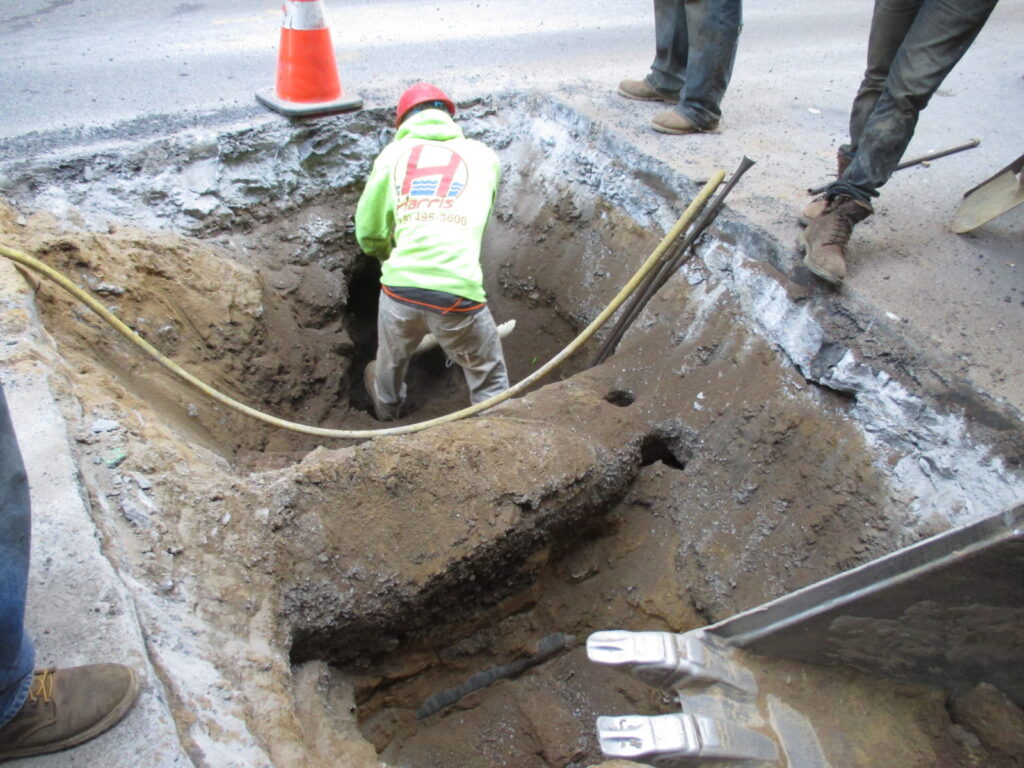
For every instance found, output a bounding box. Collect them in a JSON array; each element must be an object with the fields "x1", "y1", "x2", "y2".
[
  {"x1": 644, "y1": 0, "x2": 743, "y2": 130},
  {"x1": 0, "y1": 382, "x2": 34, "y2": 729},
  {"x1": 828, "y1": 0, "x2": 999, "y2": 203}
]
